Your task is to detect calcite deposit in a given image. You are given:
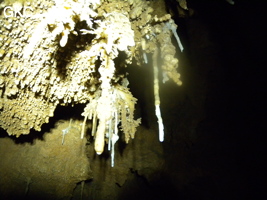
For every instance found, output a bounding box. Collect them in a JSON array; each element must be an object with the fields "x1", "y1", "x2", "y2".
[{"x1": 0, "y1": 0, "x2": 184, "y2": 160}]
